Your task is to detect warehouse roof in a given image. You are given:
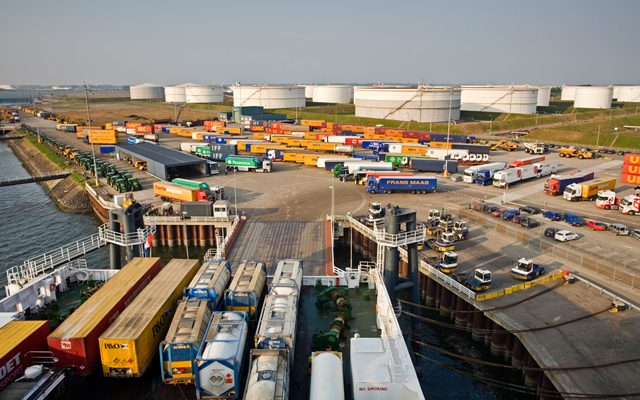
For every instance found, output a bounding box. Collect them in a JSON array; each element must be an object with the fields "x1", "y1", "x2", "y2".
[{"x1": 116, "y1": 143, "x2": 205, "y2": 167}]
